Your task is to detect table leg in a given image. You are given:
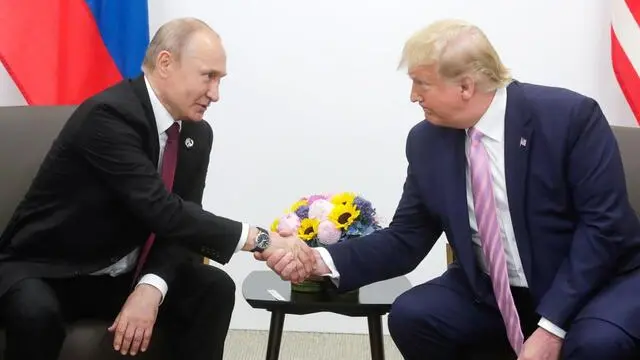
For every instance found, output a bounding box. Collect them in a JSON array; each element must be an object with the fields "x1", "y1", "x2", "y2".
[
  {"x1": 266, "y1": 310, "x2": 285, "y2": 360},
  {"x1": 367, "y1": 315, "x2": 385, "y2": 360}
]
